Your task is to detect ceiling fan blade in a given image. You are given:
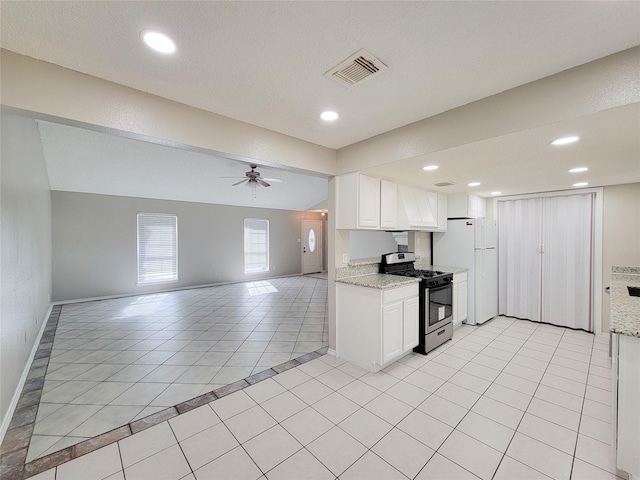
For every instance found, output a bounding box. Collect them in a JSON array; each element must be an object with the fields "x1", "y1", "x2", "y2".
[
  {"x1": 232, "y1": 179, "x2": 247, "y2": 186},
  {"x1": 220, "y1": 176, "x2": 247, "y2": 179},
  {"x1": 263, "y1": 177, "x2": 283, "y2": 183},
  {"x1": 257, "y1": 179, "x2": 270, "y2": 187}
]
